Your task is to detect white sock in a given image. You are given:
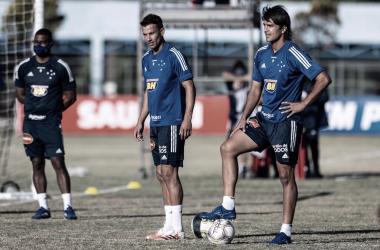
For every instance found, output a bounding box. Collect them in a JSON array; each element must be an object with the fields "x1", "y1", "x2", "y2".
[
  {"x1": 280, "y1": 223, "x2": 292, "y2": 237},
  {"x1": 171, "y1": 205, "x2": 183, "y2": 233},
  {"x1": 37, "y1": 193, "x2": 48, "y2": 210},
  {"x1": 62, "y1": 193, "x2": 72, "y2": 210},
  {"x1": 222, "y1": 196, "x2": 235, "y2": 210},
  {"x1": 163, "y1": 205, "x2": 173, "y2": 231}
]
